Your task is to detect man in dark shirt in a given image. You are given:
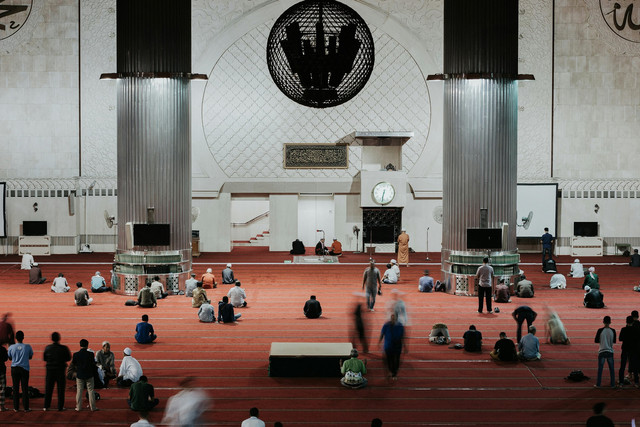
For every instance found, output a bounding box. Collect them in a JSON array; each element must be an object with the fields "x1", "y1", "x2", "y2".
[
  {"x1": 619, "y1": 315, "x2": 640, "y2": 387},
  {"x1": 72, "y1": 339, "x2": 97, "y2": 412},
  {"x1": 463, "y1": 325, "x2": 482, "y2": 352},
  {"x1": 630, "y1": 249, "x2": 640, "y2": 267},
  {"x1": 303, "y1": 295, "x2": 322, "y2": 319},
  {"x1": 135, "y1": 315, "x2": 157, "y2": 344},
  {"x1": 28, "y1": 263, "x2": 46, "y2": 284},
  {"x1": 315, "y1": 238, "x2": 328, "y2": 255},
  {"x1": 128, "y1": 375, "x2": 159, "y2": 411},
  {"x1": 218, "y1": 296, "x2": 241, "y2": 323},
  {"x1": 0, "y1": 341, "x2": 7, "y2": 411},
  {"x1": 43, "y1": 332, "x2": 71, "y2": 411},
  {"x1": 586, "y1": 402, "x2": 614, "y2": 427},
  {"x1": 490, "y1": 332, "x2": 517, "y2": 361},
  {"x1": 290, "y1": 239, "x2": 305, "y2": 255},
  {"x1": 584, "y1": 286, "x2": 605, "y2": 309},
  {"x1": 512, "y1": 305, "x2": 537, "y2": 343},
  {"x1": 540, "y1": 227, "x2": 554, "y2": 265}
]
